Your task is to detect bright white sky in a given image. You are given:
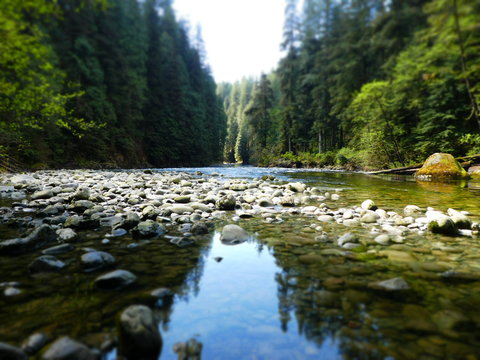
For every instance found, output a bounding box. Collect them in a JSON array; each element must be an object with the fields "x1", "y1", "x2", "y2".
[{"x1": 173, "y1": 0, "x2": 286, "y2": 83}]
